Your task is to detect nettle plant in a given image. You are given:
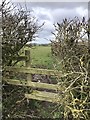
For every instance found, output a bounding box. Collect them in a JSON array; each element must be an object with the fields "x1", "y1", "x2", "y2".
[{"x1": 52, "y1": 17, "x2": 90, "y2": 119}]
